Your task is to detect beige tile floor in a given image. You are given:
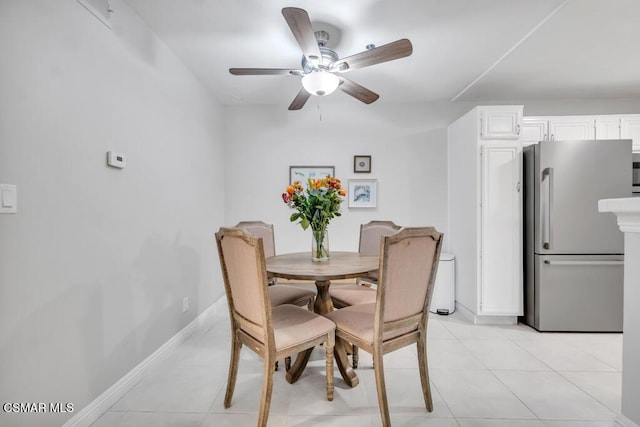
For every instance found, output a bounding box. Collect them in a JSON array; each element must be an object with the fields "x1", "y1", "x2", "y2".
[{"x1": 92, "y1": 303, "x2": 623, "y2": 427}]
